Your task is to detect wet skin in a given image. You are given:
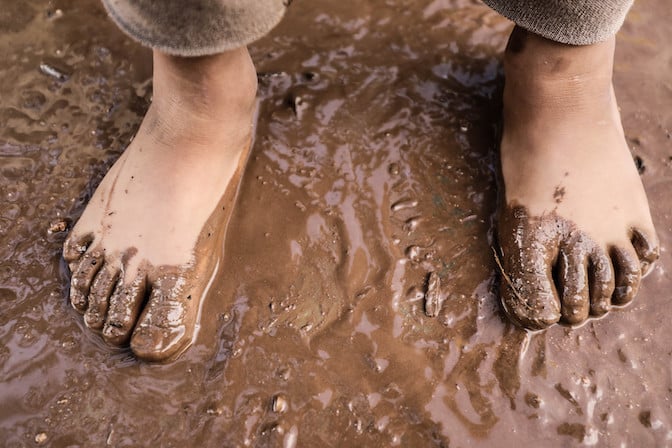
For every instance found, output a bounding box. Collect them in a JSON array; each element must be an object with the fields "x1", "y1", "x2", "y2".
[
  {"x1": 64, "y1": 48, "x2": 257, "y2": 361},
  {"x1": 497, "y1": 27, "x2": 659, "y2": 329}
]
